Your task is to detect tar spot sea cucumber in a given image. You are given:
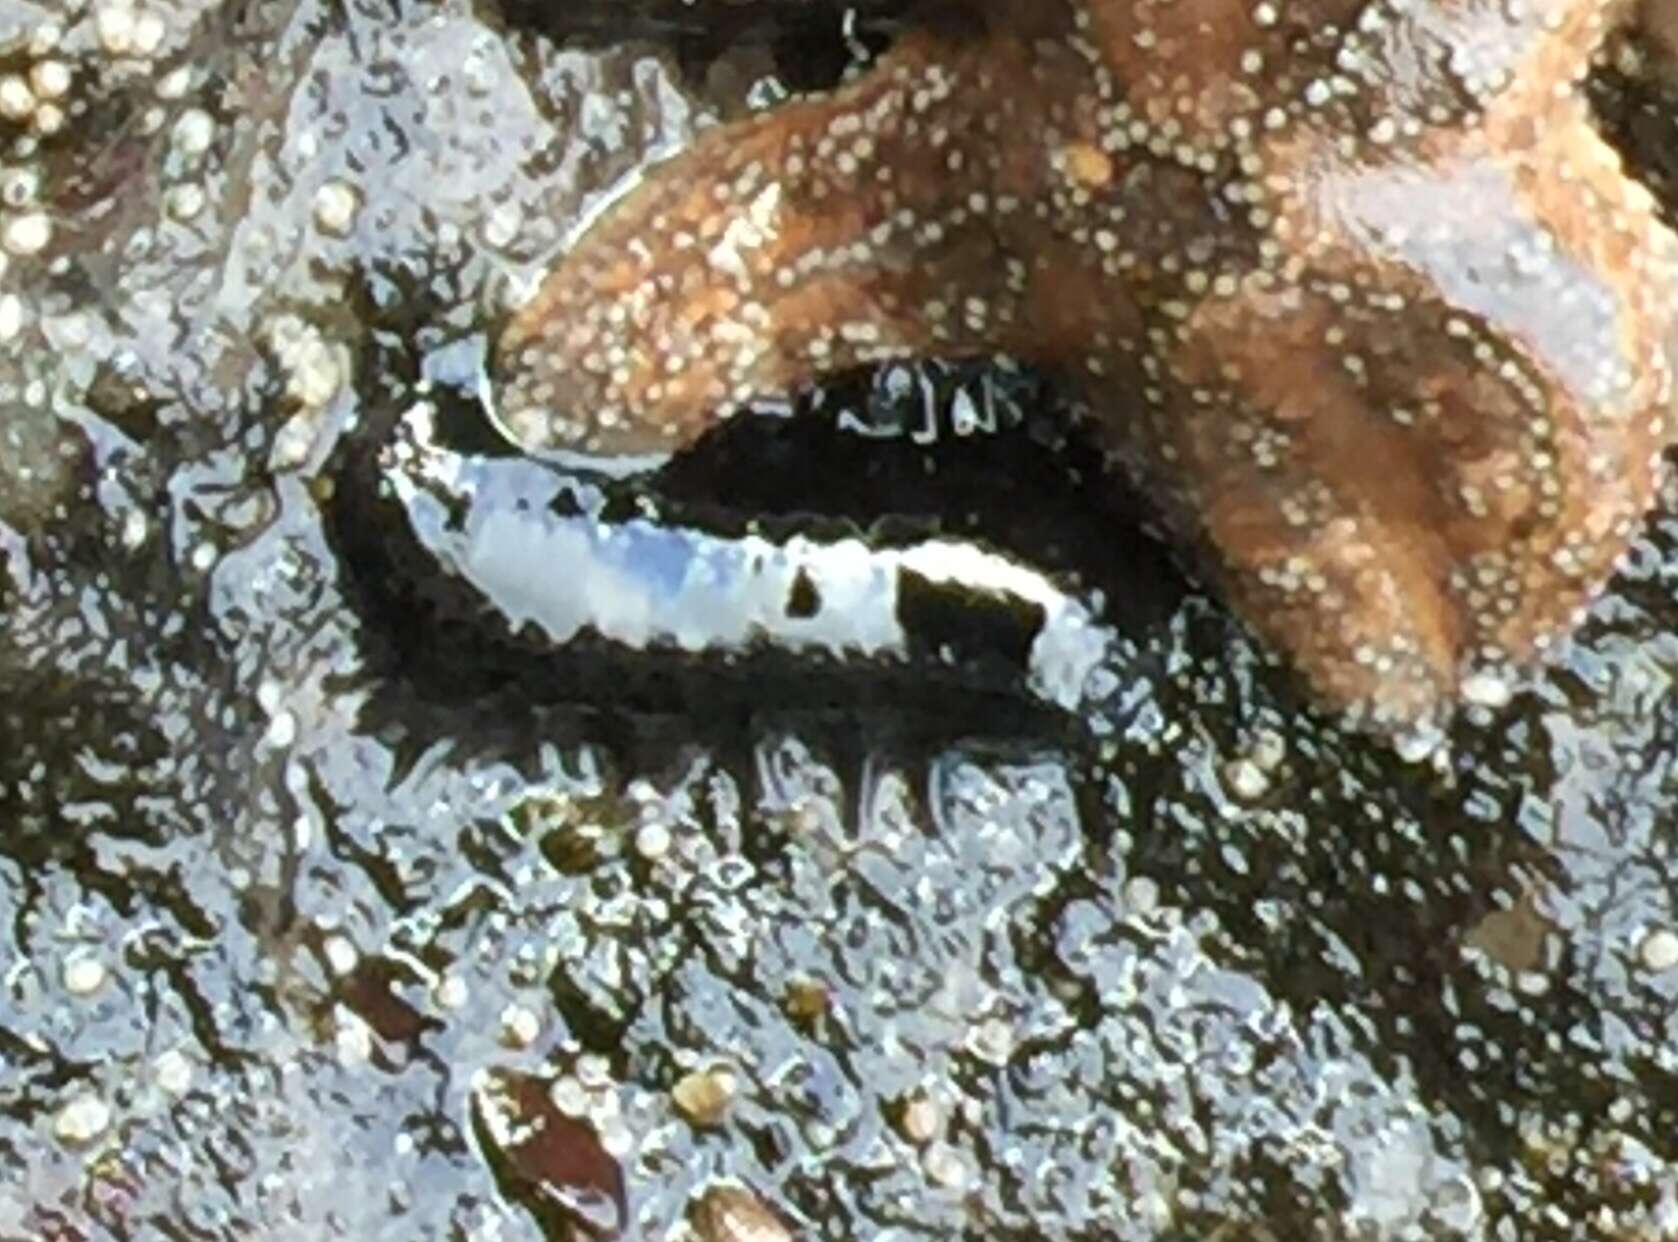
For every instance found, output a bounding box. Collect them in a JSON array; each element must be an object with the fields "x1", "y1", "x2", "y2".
[{"x1": 494, "y1": 0, "x2": 1678, "y2": 734}]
